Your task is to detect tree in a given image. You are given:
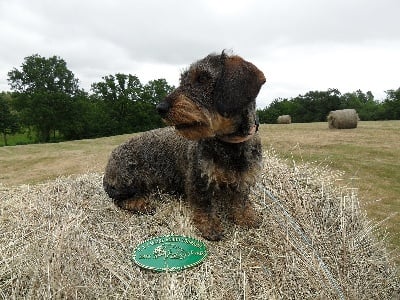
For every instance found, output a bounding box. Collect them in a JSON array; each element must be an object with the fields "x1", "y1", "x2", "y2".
[
  {"x1": 91, "y1": 75, "x2": 174, "y2": 134},
  {"x1": 7, "y1": 54, "x2": 80, "y2": 142},
  {"x1": 91, "y1": 73, "x2": 142, "y2": 134},
  {"x1": 258, "y1": 98, "x2": 294, "y2": 123},
  {"x1": 0, "y1": 92, "x2": 19, "y2": 146},
  {"x1": 141, "y1": 79, "x2": 174, "y2": 105},
  {"x1": 258, "y1": 89, "x2": 342, "y2": 124},
  {"x1": 340, "y1": 90, "x2": 380, "y2": 120},
  {"x1": 139, "y1": 79, "x2": 175, "y2": 130},
  {"x1": 57, "y1": 90, "x2": 96, "y2": 140},
  {"x1": 292, "y1": 89, "x2": 341, "y2": 122},
  {"x1": 382, "y1": 88, "x2": 400, "y2": 120}
]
